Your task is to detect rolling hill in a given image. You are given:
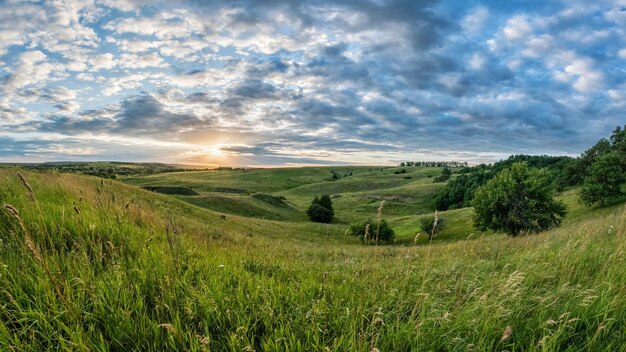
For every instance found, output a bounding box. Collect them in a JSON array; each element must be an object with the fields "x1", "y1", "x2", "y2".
[{"x1": 0, "y1": 168, "x2": 625, "y2": 351}]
